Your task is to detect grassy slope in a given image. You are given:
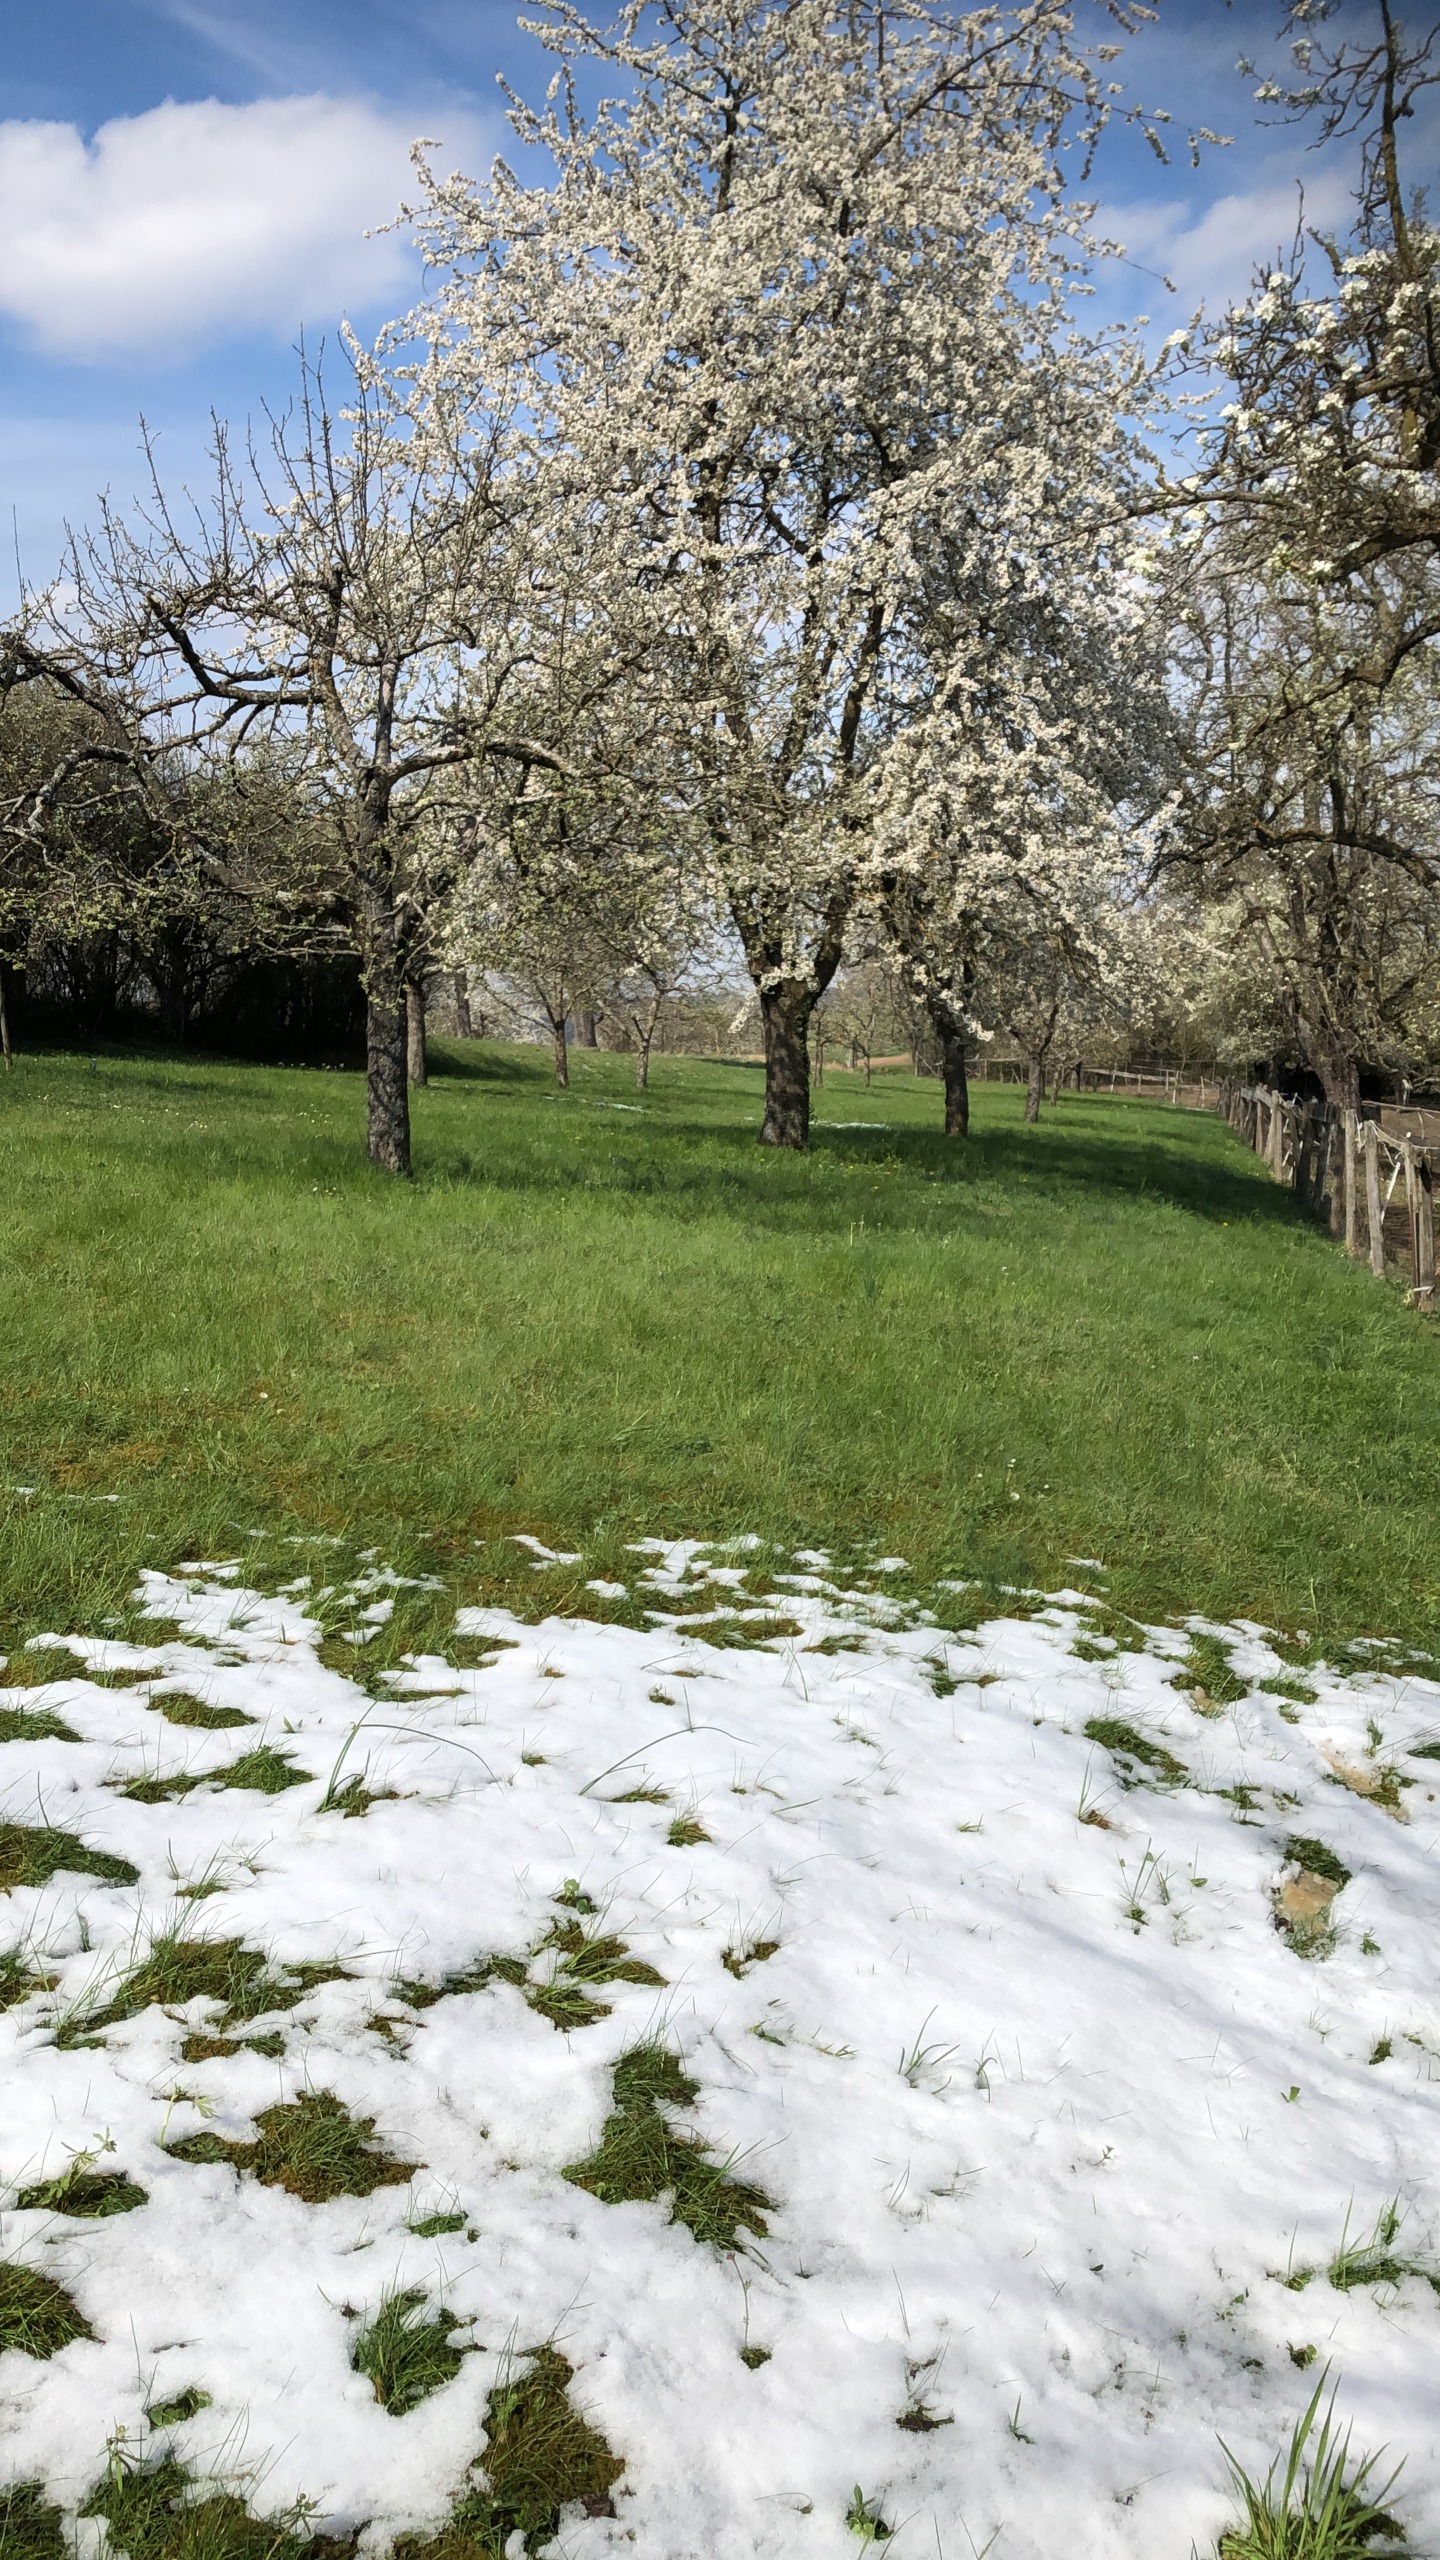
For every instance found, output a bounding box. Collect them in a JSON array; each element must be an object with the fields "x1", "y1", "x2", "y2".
[{"x1": 1, "y1": 1039, "x2": 1435, "y2": 1652}]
